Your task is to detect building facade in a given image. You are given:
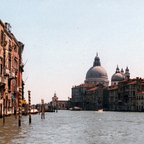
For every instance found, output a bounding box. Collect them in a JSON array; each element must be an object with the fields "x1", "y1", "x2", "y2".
[{"x1": 0, "y1": 19, "x2": 24, "y2": 117}]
